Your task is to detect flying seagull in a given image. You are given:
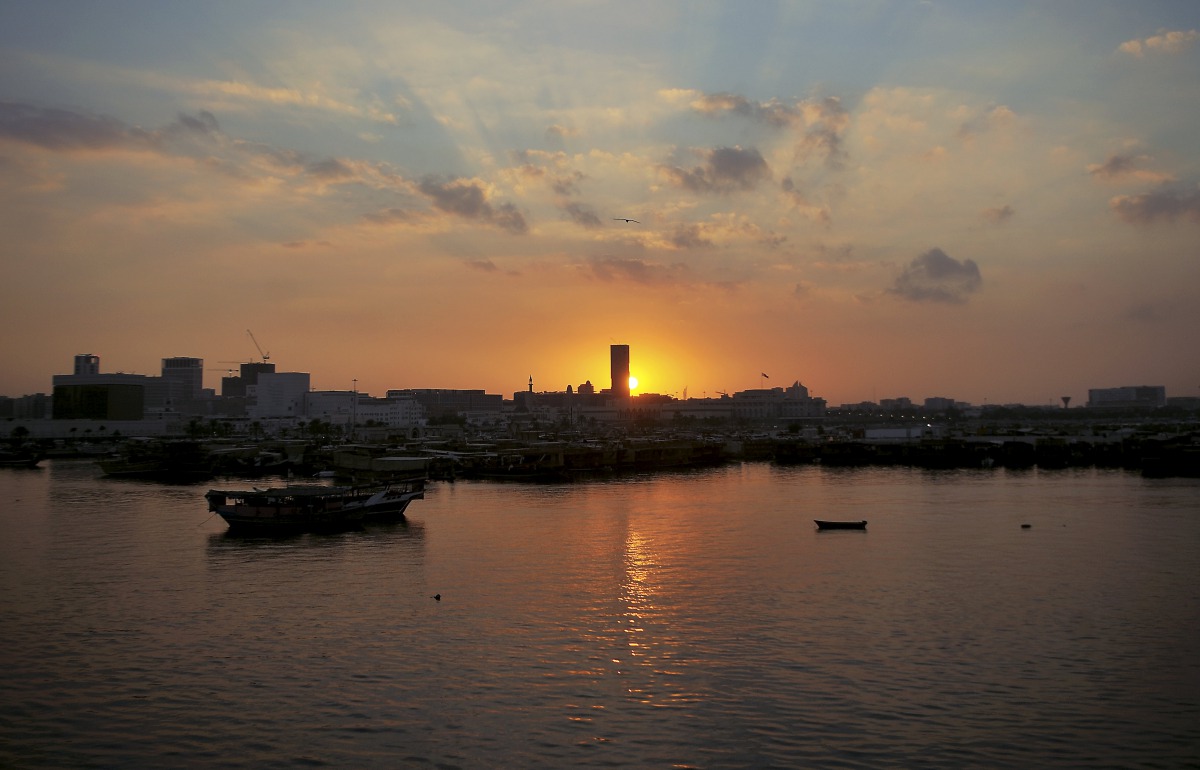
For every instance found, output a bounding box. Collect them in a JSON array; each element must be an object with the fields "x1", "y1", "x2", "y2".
[{"x1": 613, "y1": 217, "x2": 640, "y2": 224}]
